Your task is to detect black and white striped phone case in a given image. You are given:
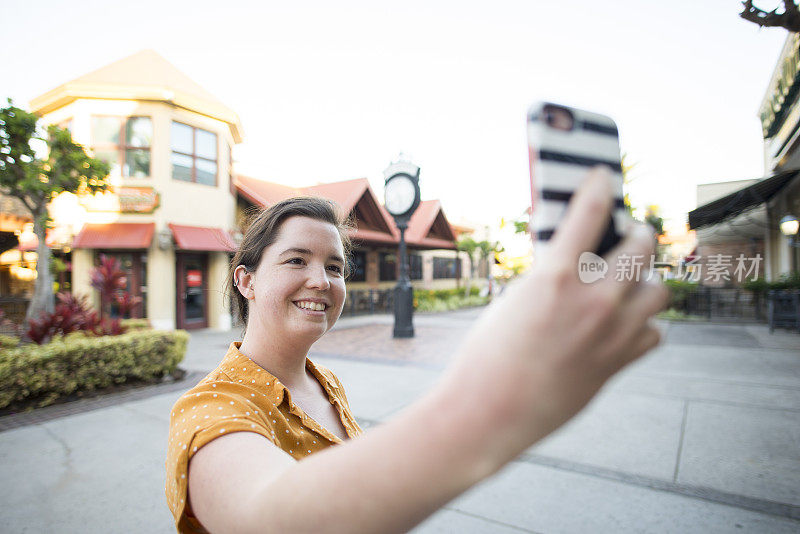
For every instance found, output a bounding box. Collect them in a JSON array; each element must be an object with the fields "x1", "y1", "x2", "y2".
[{"x1": 527, "y1": 102, "x2": 627, "y2": 256}]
